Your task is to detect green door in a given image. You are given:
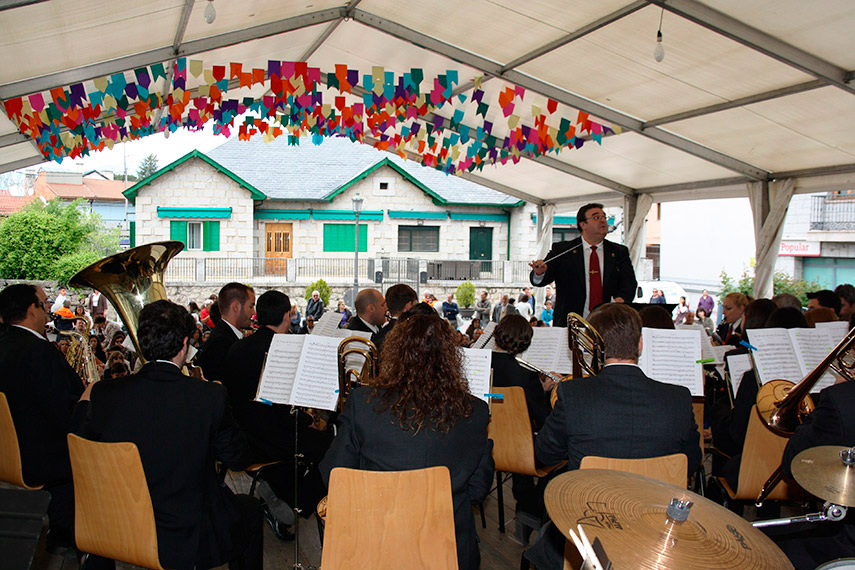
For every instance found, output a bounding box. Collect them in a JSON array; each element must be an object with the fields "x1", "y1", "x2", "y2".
[{"x1": 470, "y1": 227, "x2": 493, "y2": 272}]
